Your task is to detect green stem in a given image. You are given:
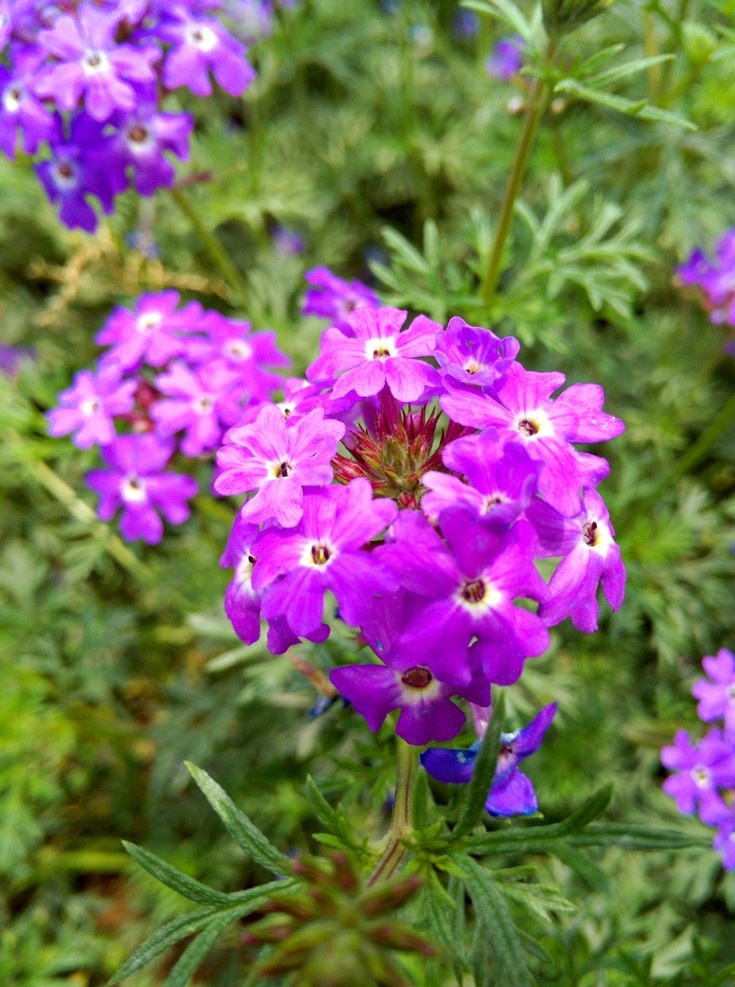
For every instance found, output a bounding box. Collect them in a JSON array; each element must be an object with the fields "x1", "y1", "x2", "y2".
[
  {"x1": 480, "y1": 55, "x2": 554, "y2": 312},
  {"x1": 367, "y1": 739, "x2": 418, "y2": 886},
  {"x1": 629, "y1": 390, "x2": 735, "y2": 517},
  {"x1": 171, "y1": 186, "x2": 249, "y2": 308}
]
